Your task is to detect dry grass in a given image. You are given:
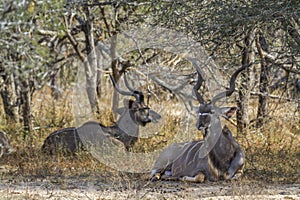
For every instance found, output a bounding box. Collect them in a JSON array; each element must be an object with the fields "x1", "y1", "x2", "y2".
[{"x1": 0, "y1": 85, "x2": 299, "y2": 199}]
